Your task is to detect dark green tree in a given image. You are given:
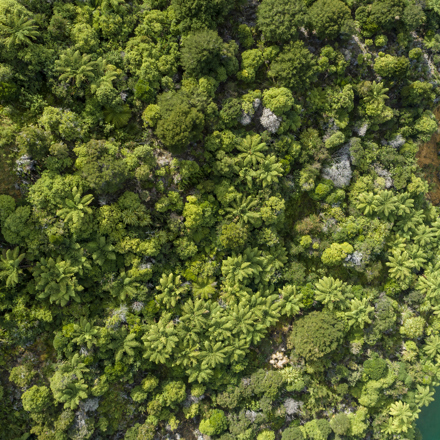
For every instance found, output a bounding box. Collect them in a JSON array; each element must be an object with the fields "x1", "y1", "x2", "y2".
[
  {"x1": 269, "y1": 41, "x2": 318, "y2": 92},
  {"x1": 172, "y1": 0, "x2": 242, "y2": 31},
  {"x1": 257, "y1": 0, "x2": 308, "y2": 43},
  {"x1": 181, "y1": 30, "x2": 226, "y2": 78},
  {"x1": 309, "y1": 0, "x2": 351, "y2": 40},
  {"x1": 288, "y1": 311, "x2": 344, "y2": 361}
]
